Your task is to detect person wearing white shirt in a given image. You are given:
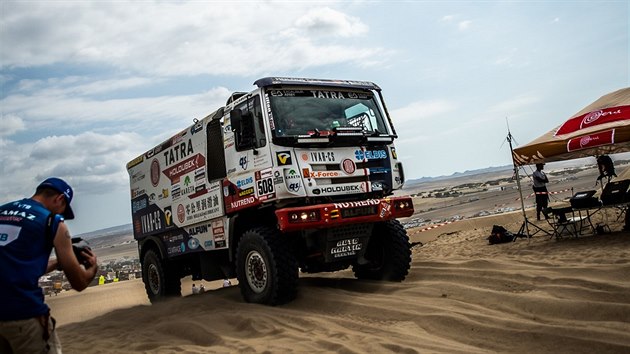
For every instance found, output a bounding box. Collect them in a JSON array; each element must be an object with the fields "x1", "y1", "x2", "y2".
[{"x1": 532, "y1": 163, "x2": 549, "y2": 220}]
